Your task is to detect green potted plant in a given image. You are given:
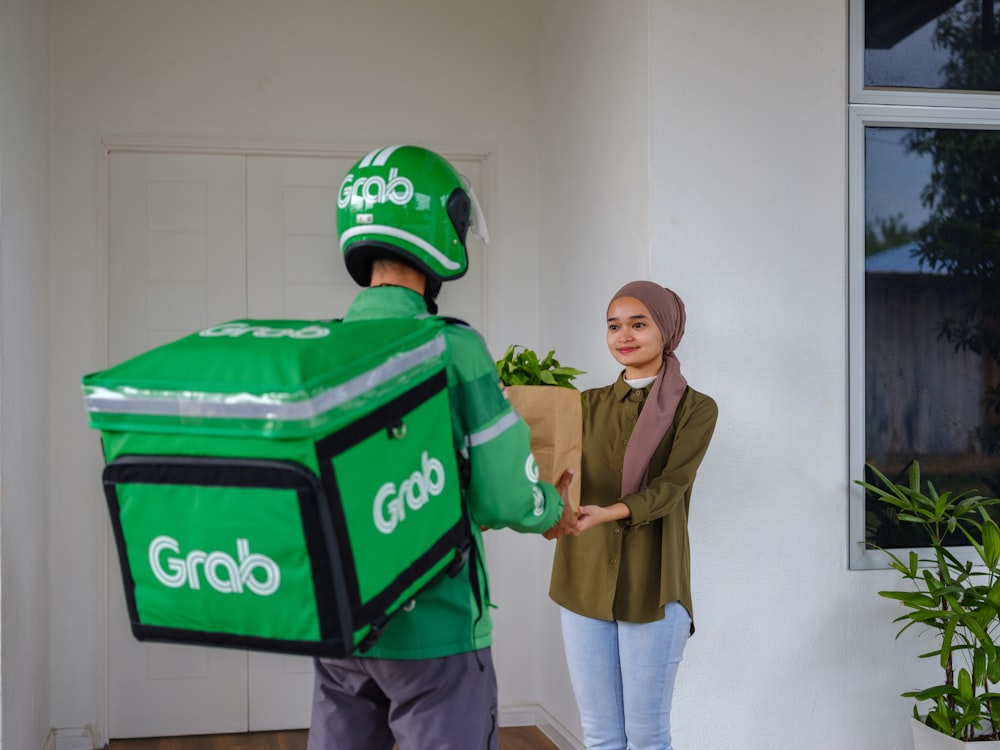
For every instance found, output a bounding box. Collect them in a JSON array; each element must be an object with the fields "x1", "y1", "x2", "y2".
[
  {"x1": 859, "y1": 462, "x2": 1000, "y2": 748},
  {"x1": 496, "y1": 345, "x2": 585, "y2": 510}
]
